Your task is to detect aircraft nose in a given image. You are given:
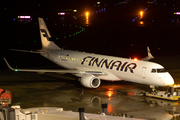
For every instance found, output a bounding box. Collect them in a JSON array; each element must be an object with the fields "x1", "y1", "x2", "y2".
[{"x1": 165, "y1": 73, "x2": 174, "y2": 85}]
